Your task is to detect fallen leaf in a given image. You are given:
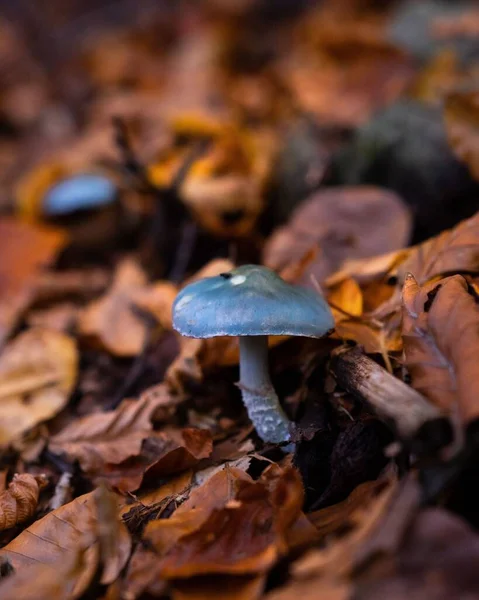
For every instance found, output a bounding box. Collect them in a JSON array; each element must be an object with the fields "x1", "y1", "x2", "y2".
[
  {"x1": 328, "y1": 278, "x2": 363, "y2": 322},
  {"x1": 0, "y1": 328, "x2": 78, "y2": 446},
  {"x1": 402, "y1": 273, "x2": 479, "y2": 425},
  {"x1": 264, "y1": 187, "x2": 411, "y2": 286},
  {"x1": 173, "y1": 574, "x2": 266, "y2": 600},
  {"x1": 124, "y1": 467, "x2": 252, "y2": 597},
  {"x1": 307, "y1": 477, "x2": 394, "y2": 538},
  {"x1": 158, "y1": 466, "x2": 304, "y2": 578},
  {"x1": 355, "y1": 507, "x2": 479, "y2": 599},
  {"x1": 0, "y1": 486, "x2": 131, "y2": 597},
  {"x1": 0, "y1": 218, "x2": 66, "y2": 349},
  {"x1": 285, "y1": 21, "x2": 414, "y2": 126},
  {"x1": 0, "y1": 549, "x2": 87, "y2": 600},
  {"x1": 329, "y1": 210, "x2": 479, "y2": 327},
  {"x1": 0, "y1": 473, "x2": 47, "y2": 530},
  {"x1": 444, "y1": 84, "x2": 479, "y2": 181},
  {"x1": 100, "y1": 427, "x2": 212, "y2": 492},
  {"x1": 273, "y1": 473, "x2": 417, "y2": 599},
  {"x1": 398, "y1": 209, "x2": 479, "y2": 285},
  {"x1": 49, "y1": 391, "x2": 176, "y2": 475},
  {"x1": 79, "y1": 258, "x2": 176, "y2": 356}
]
